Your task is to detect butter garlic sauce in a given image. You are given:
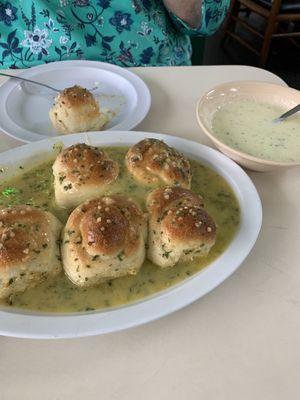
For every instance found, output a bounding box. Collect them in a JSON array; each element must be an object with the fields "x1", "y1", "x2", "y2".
[{"x1": 0, "y1": 147, "x2": 240, "y2": 313}]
